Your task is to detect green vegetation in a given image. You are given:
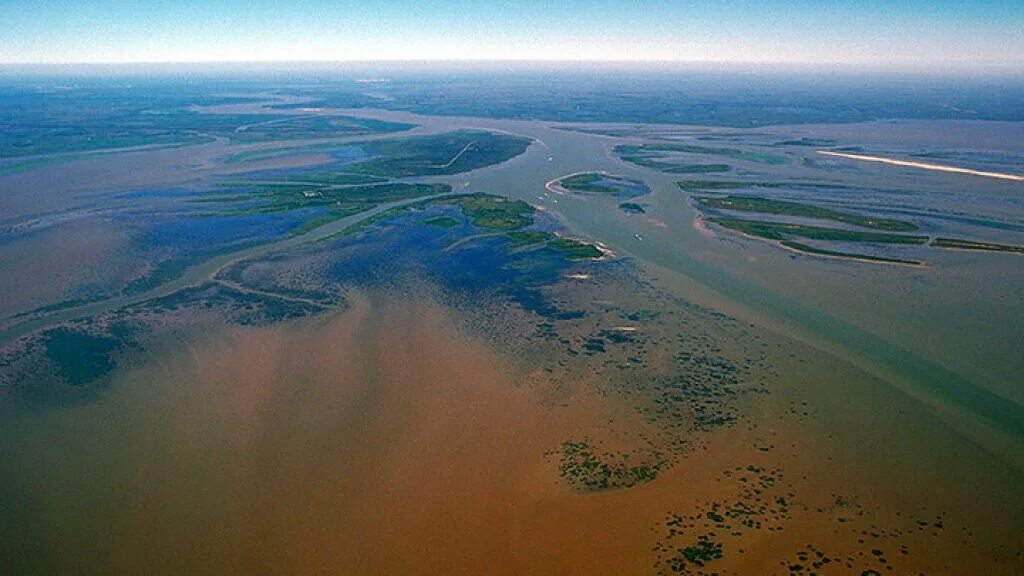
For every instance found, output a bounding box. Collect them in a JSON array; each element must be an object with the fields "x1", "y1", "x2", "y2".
[
  {"x1": 680, "y1": 537, "x2": 724, "y2": 566},
  {"x1": 42, "y1": 327, "x2": 120, "y2": 386},
  {"x1": 580, "y1": 327, "x2": 638, "y2": 357},
  {"x1": 1, "y1": 100, "x2": 412, "y2": 158},
  {"x1": 210, "y1": 182, "x2": 450, "y2": 232},
  {"x1": 226, "y1": 115, "x2": 413, "y2": 143},
  {"x1": 507, "y1": 231, "x2": 603, "y2": 259},
  {"x1": 780, "y1": 241, "x2": 922, "y2": 265},
  {"x1": 1, "y1": 124, "x2": 210, "y2": 158},
  {"x1": 619, "y1": 202, "x2": 645, "y2": 214},
  {"x1": 318, "y1": 193, "x2": 604, "y2": 262},
  {"x1": 225, "y1": 145, "x2": 329, "y2": 164},
  {"x1": 679, "y1": 180, "x2": 745, "y2": 191},
  {"x1": 685, "y1": 185, "x2": 931, "y2": 264},
  {"x1": 664, "y1": 163, "x2": 732, "y2": 174},
  {"x1": 123, "y1": 256, "x2": 199, "y2": 296},
  {"x1": 558, "y1": 172, "x2": 606, "y2": 192},
  {"x1": 422, "y1": 215, "x2": 461, "y2": 228},
  {"x1": 194, "y1": 179, "x2": 454, "y2": 247},
  {"x1": 199, "y1": 131, "x2": 530, "y2": 248},
  {"x1": 505, "y1": 230, "x2": 553, "y2": 247},
  {"x1": 677, "y1": 180, "x2": 854, "y2": 192},
  {"x1": 317, "y1": 205, "x2": 418, "y2": 243},
  {"x1": 615, "y1": 143, "x2": 785, "y2": 170},
  {"x1": 696, "y1": 195, "x2": 918, "y2": 231},
  {"x1": 548, "y1": 238, "x2": 604, "y2": 260},
  {"x1": 645, "y1": 349, "x2": 742, "y2": 433},
  {"x1": 313, "y1": 193, "x2": 604, "y2": 267},
  {"x1": 343, "y1": 130, "x2": 531, "y2": 178},
  {"x1": 552, "y1": 126, "x2": 646, "y2": 137},
  {"x1": 271, "y1": 172, "x2": 389, "y2": 186},
  {"x1": 931, "y1": 237, "x2": 1024, "y2": 254},
  {"x1": 440, "y1": 195, "x2": 603, "y2": 258},
  {"x1": 271, "y1": 82, "x2": 1024, "y2": 127},
  {"x1": 439, "y1": 193, "x2": 536, "y2": 231},
  {"x1": 678, "y1": 180, "x2": 753, "y2": 192},
  {"x1": 141, "y1": 283, "x2": 322, "y2": 325},
  {"x1": 773, "y1": 137, "x2": 836, "y2": 147},
  {"x1": 702, "y1": 217, "x2": 926, "y2": 264},
  {"x1": 556, "y1": 171, "x2": 649, "y2": 198},
  {"x1": 226, "y1": 141, "x2": 385, "y2": 168},
  {"x1": 709, "y1": 218, "x2": 928, "y2": 245},
  {"x1": 0, "y1": 144, "x2": 197, "y2": 175},
  {"x1": 556, "y1": 440, "x2": 660, "y2": 491}
]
